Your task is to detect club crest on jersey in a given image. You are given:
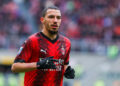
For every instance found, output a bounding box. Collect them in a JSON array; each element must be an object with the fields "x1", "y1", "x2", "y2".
[
  {"x1": 61, "y1": 45, "x2": 65, "y2": 55},
  {"x1": 40, "y1": 49, "x2": 47, "y2": 54}
]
